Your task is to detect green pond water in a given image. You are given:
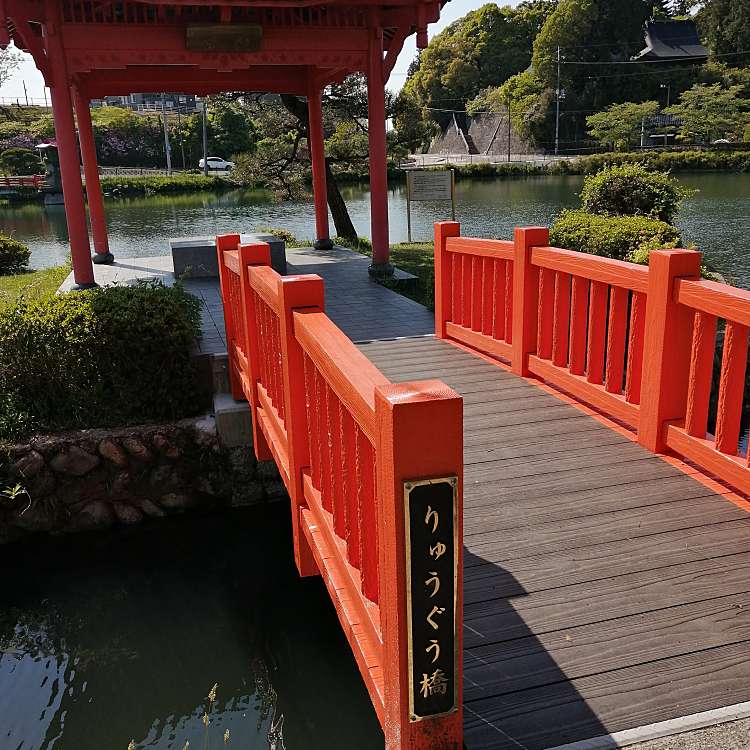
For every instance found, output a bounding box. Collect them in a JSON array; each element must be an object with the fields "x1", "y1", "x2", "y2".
[
  {"x1": 0, "y1": 505, "x2": 384, "y2": 750},
  {"x1": 1, "y1": 172, "x2": 749, "y2": 287}
]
